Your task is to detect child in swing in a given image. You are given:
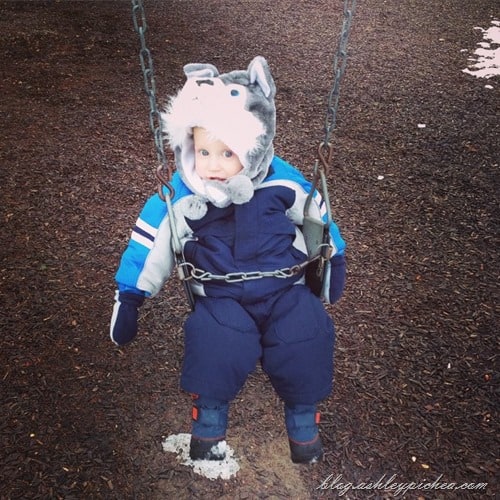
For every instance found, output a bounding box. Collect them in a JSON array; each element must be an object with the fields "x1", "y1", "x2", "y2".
[{"x1": 110, "y1": 56, "x2": 346, "y2": 464}]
